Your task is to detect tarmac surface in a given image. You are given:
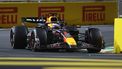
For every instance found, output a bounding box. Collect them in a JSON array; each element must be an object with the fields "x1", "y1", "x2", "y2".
[{"x1": 0, "y1": 25, "x2": 121, "y2": 59}]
